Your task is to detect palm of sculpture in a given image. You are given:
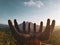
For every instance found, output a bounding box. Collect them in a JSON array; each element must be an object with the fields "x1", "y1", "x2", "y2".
[{"x1": 8, "y1": 19, "x2": 55, "y2": 45}]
